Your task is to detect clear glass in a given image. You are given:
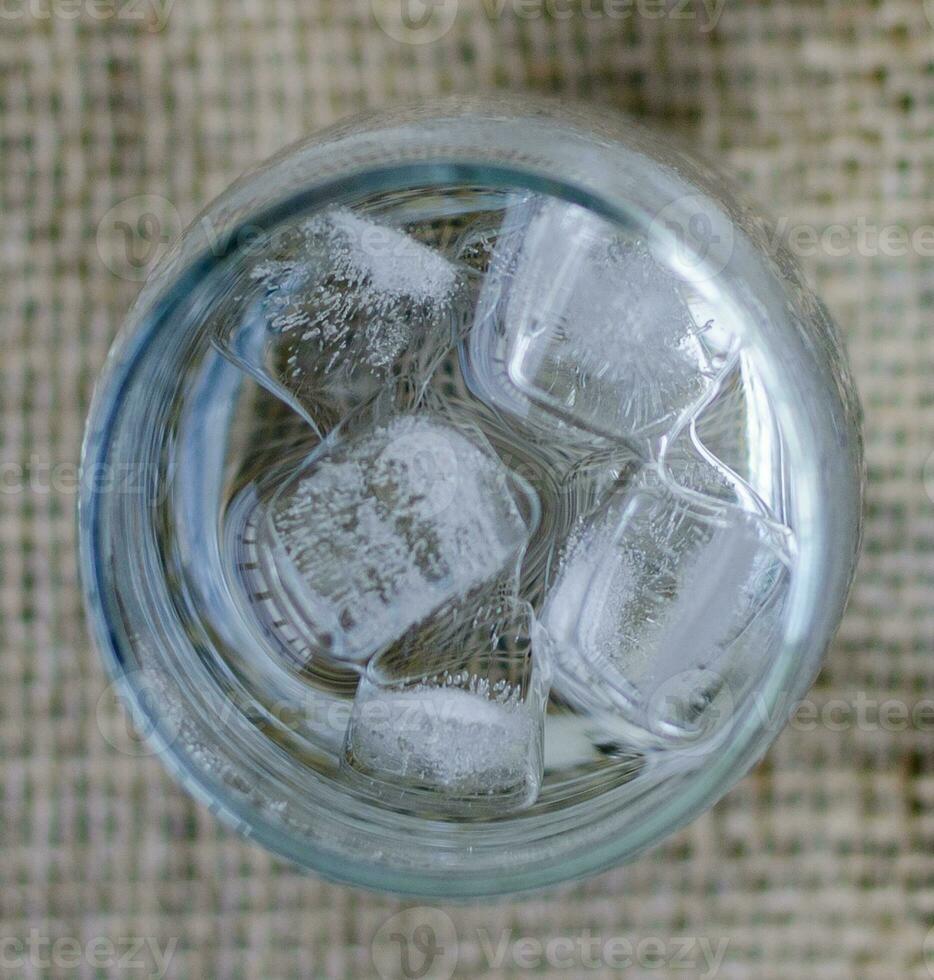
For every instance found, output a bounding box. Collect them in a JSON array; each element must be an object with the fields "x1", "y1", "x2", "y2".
[{"x1": 78, "y1": 96, "x2": 863, "y2": 897}]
